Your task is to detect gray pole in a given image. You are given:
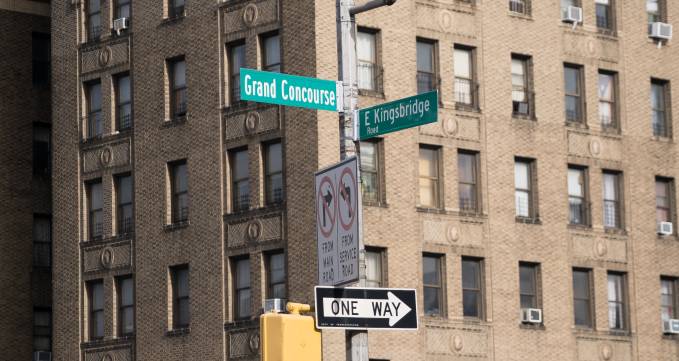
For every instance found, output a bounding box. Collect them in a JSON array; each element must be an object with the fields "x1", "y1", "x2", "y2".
[{"x1": 337, "y1": 0, "x2": 368, "y2": 360}]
